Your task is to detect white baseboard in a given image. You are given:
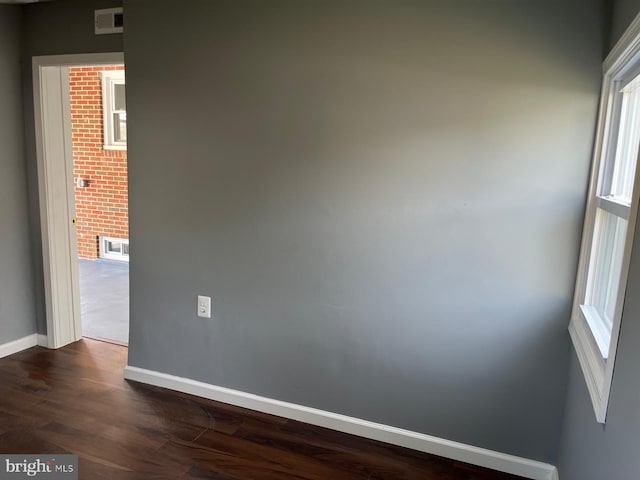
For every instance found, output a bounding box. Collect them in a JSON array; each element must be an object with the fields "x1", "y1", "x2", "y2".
[
  {"x1": 124, "y1": 365, "x2": 558, "y2": 480},
  {"x1": 37, "y1": 334, "x2": 48, "y2": 347},
  {"x1": 0, "y1": 333, "x2": 39, "y2": 359}
]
